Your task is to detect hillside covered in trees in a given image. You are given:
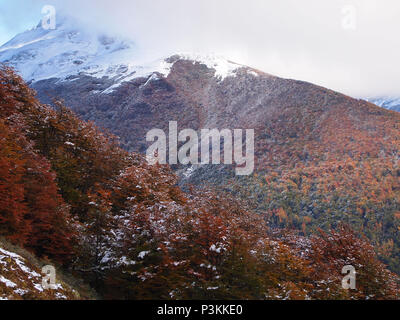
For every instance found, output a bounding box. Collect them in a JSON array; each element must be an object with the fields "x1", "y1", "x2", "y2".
[
  {"x1": 0, "y1": 66, "x2": 399, "y2": 300},
  {"x1": 29, "y1": 53, "x2": 400, "y2": 277}
]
